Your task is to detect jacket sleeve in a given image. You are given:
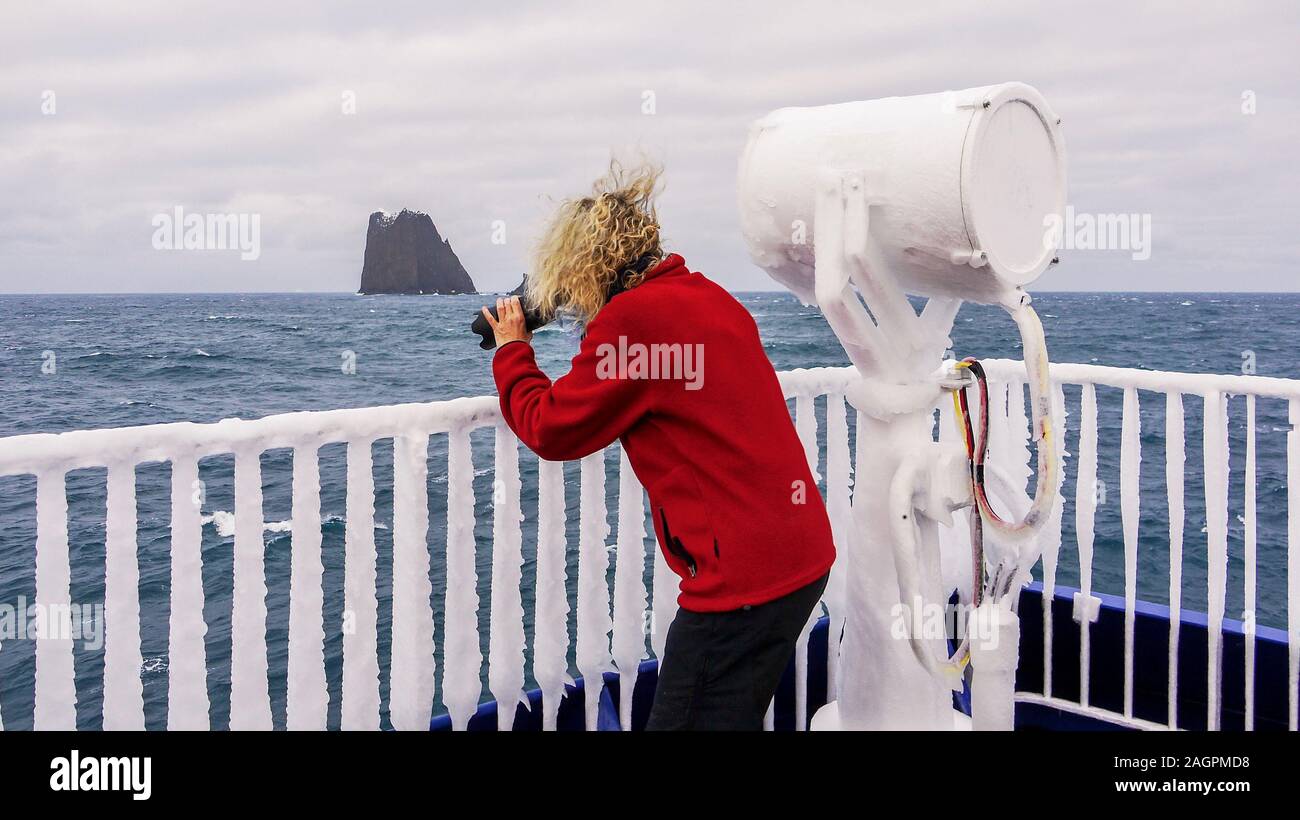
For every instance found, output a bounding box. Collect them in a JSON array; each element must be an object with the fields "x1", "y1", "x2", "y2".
[{"x1": 492, "y1": 313, "x2": 653, "y2": 461}]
